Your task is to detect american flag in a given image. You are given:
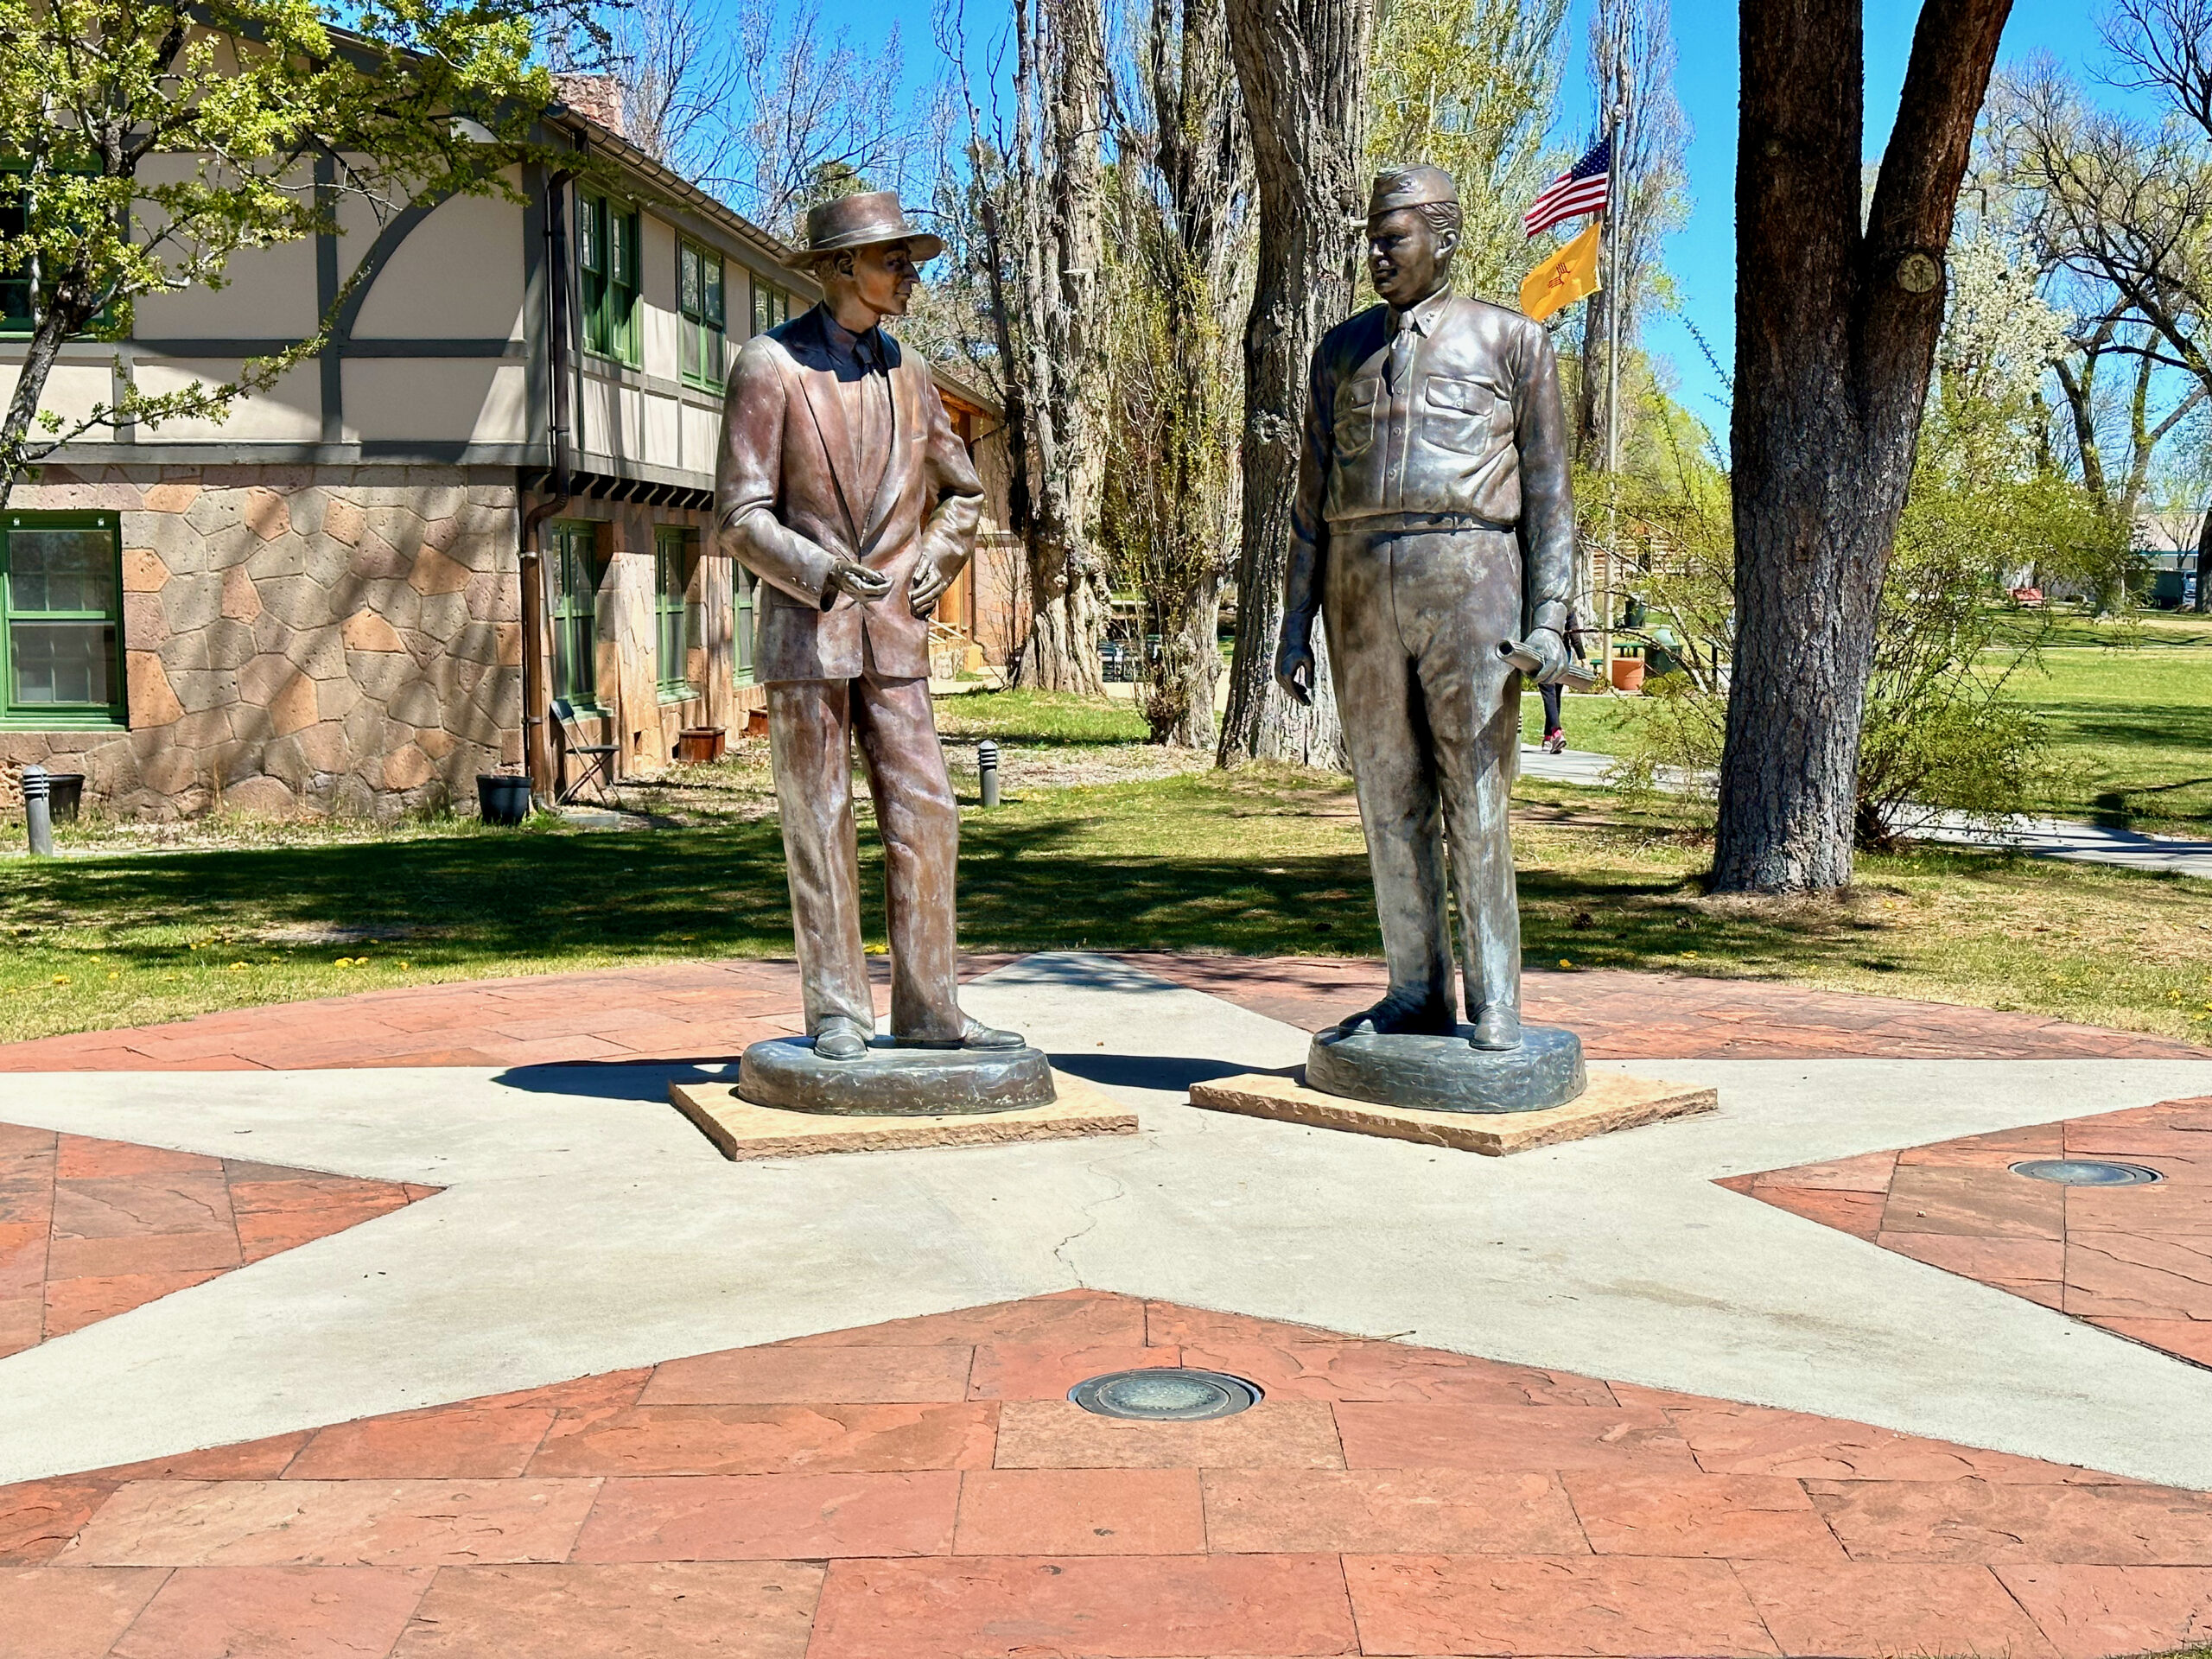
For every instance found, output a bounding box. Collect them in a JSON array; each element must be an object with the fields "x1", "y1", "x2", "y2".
[{"x1": 1523, "y1": 137, "x2": 1611, "y2": 238}]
